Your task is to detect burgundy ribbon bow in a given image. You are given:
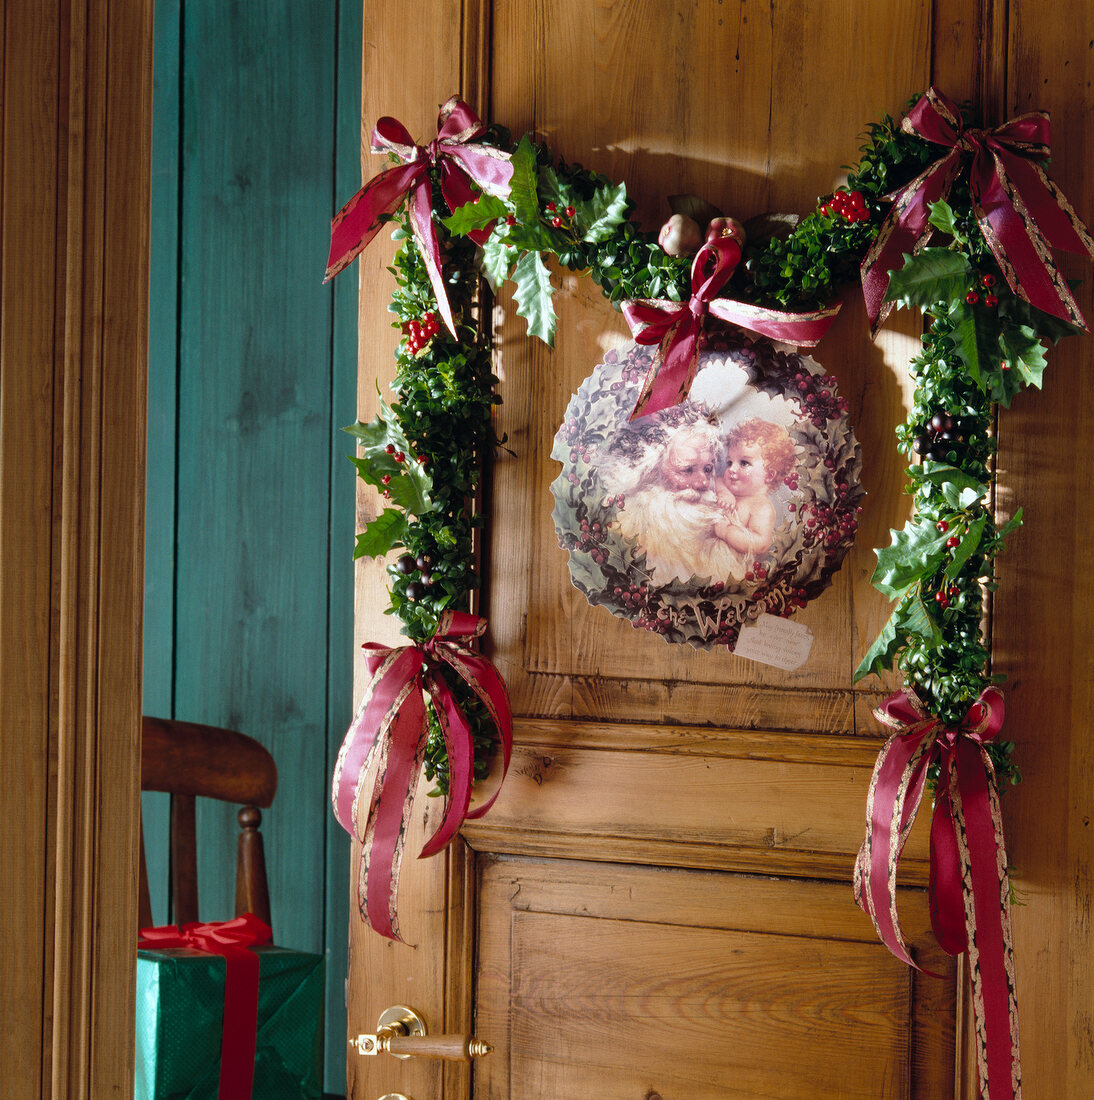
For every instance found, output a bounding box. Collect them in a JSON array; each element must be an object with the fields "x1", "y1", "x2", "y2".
[
  {"x1": 853, "y1": 686, "x2": 1020, "y2": 1099},
  {"x1": 138, "y1": 913, "x2": 273, "y2": 1100},
  {"x1": 324, "y1": 95, "x2": 513, "y2": 336},
  {"x1": 331, "y1": 610, "x2": 512, "y2": 940},
  {"x1": 621, "y1": 237, "x2": 839, "y2": 420},
  {"x1": 862, "y1": 86, "x2": 1094, "y2": 335}
]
